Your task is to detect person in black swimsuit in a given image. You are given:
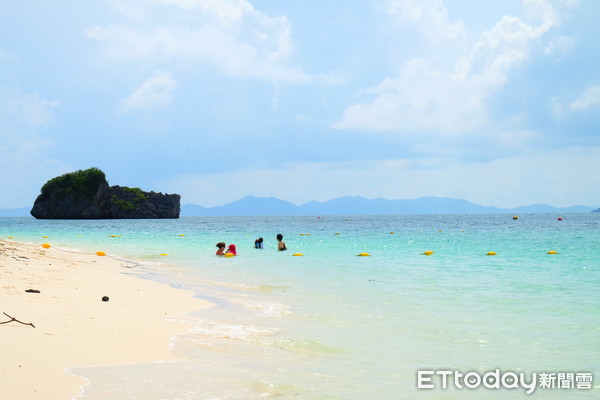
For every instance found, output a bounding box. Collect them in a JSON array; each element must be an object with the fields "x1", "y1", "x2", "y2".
[{"x1": 276, "y1": 233, "x2": 287, "y2": 251}]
